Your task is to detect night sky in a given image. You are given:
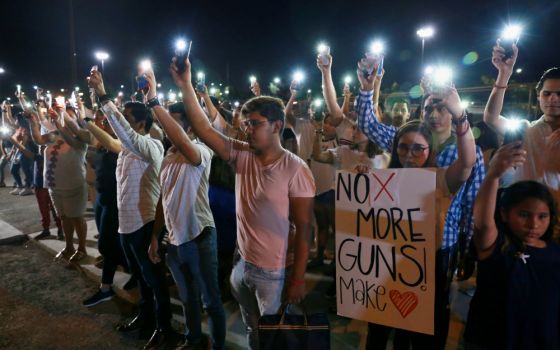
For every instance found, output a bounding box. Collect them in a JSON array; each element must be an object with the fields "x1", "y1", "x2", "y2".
[{"x1": 1, "y1": 0, "x2": 559, "y2": 101}]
